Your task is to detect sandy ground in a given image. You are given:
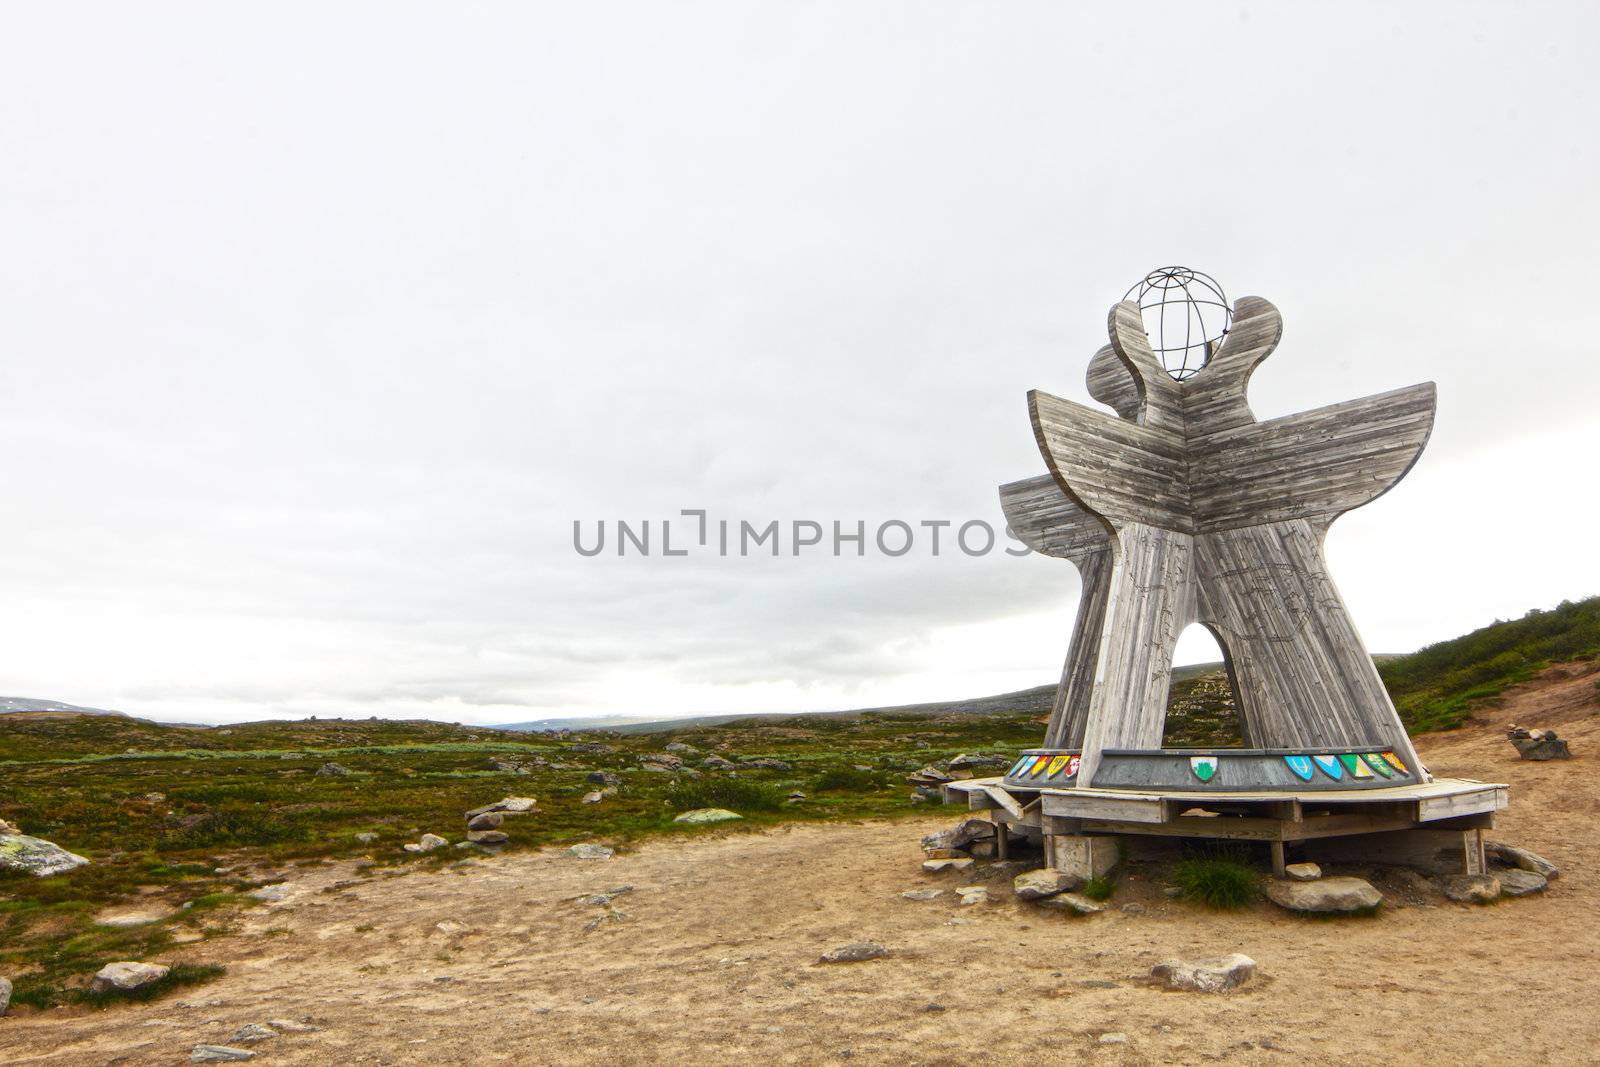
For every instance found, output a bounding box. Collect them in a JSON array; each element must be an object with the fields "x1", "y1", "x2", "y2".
[{"x1": 2, "y1": 663, "x2": 1597, "y2": 1066}]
